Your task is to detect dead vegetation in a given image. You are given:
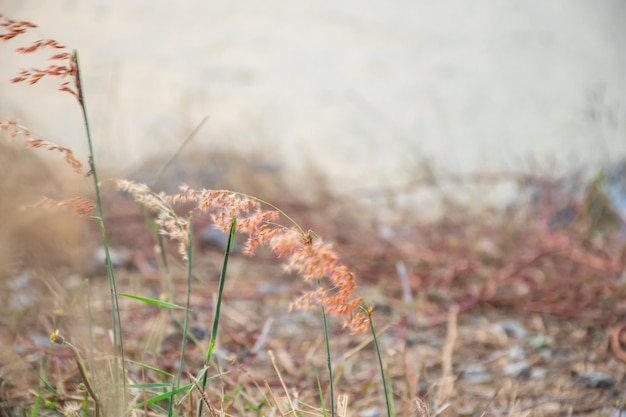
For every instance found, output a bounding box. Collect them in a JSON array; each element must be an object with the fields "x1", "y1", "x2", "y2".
[{"x1": 1, "y1": 147, "x2": 625, "y2": 416}]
